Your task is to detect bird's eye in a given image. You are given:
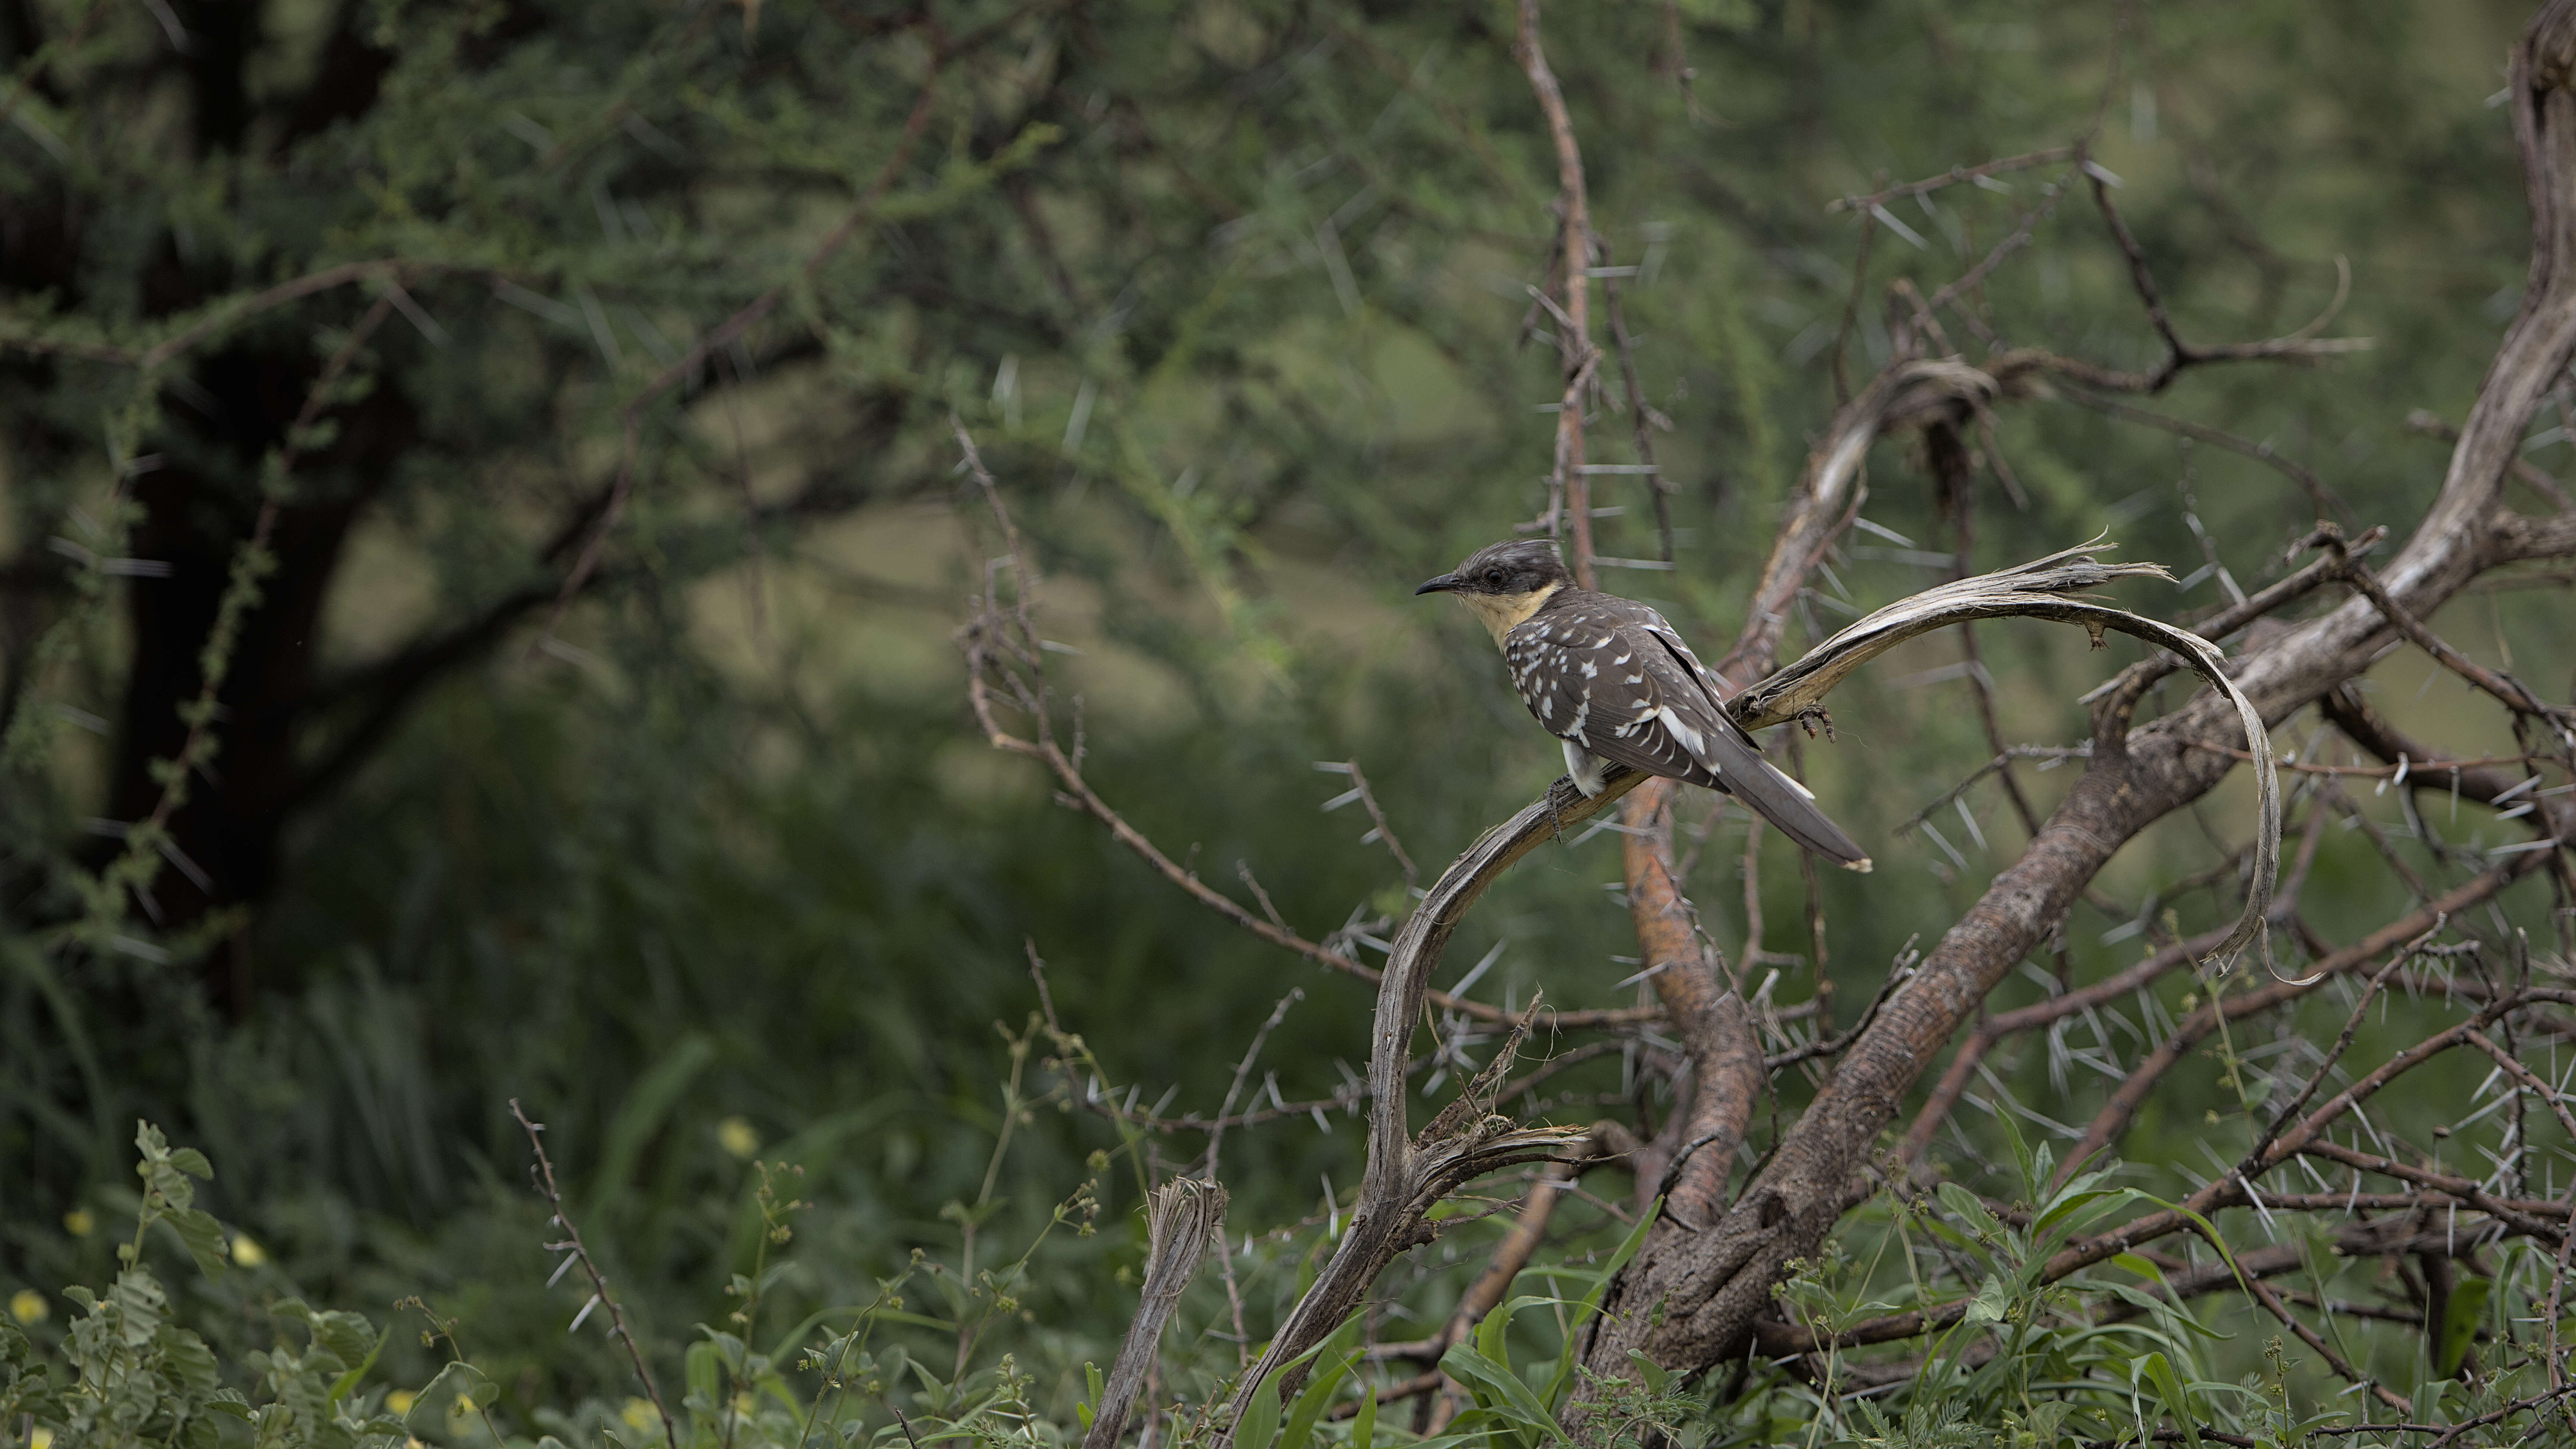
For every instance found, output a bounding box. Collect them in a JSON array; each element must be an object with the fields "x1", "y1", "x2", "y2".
[{"x1": 1483, "y1": 568, "x2": 1505, "y2": 587}]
